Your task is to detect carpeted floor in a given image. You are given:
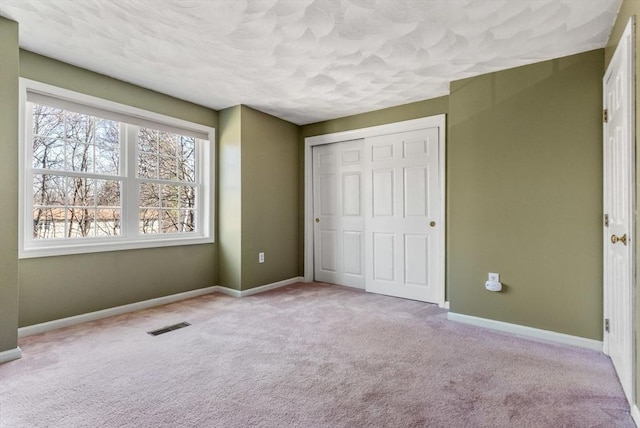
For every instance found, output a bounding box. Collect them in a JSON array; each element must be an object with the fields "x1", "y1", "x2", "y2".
[{"x1": 0, "y1": 282, "x2": 634, "y2": 427}]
